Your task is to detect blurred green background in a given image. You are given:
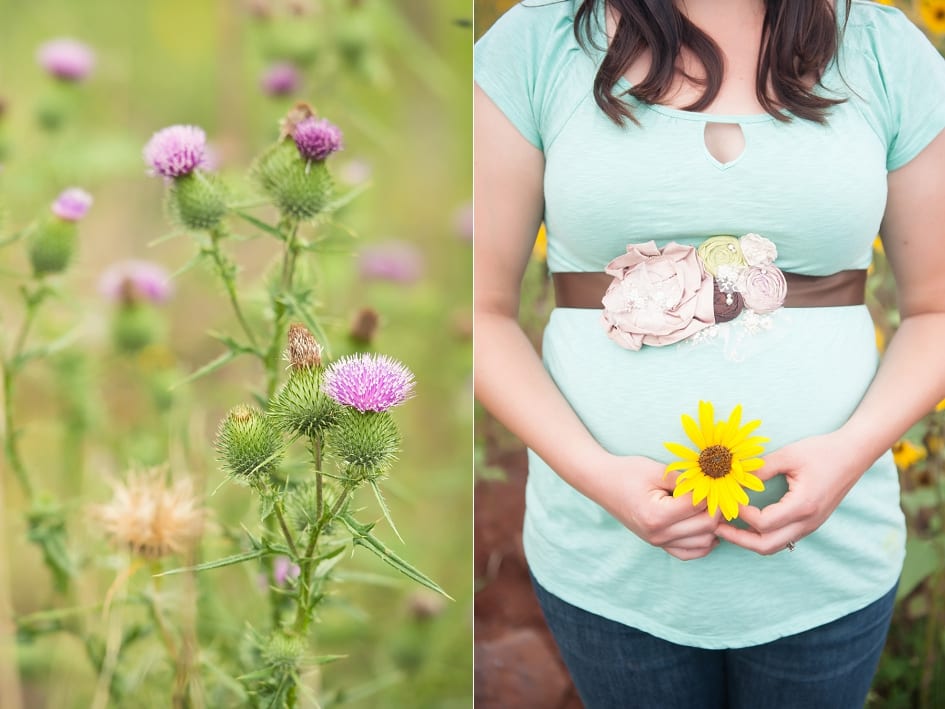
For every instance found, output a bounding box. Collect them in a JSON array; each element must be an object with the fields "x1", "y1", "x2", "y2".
[{"x1": 0, "y1": 0, "x2": 472, "y2": 706}]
